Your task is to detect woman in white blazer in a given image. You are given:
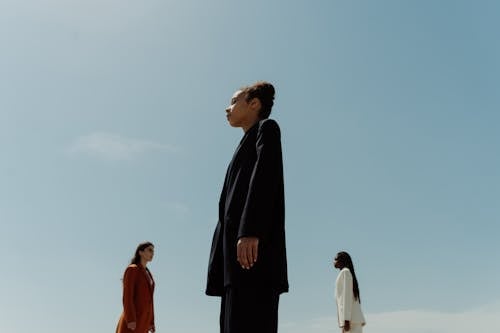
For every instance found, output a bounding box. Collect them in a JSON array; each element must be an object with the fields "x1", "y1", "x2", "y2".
[{"x1": 334, "y1": 251, "x2": 366, "y2": 333}]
